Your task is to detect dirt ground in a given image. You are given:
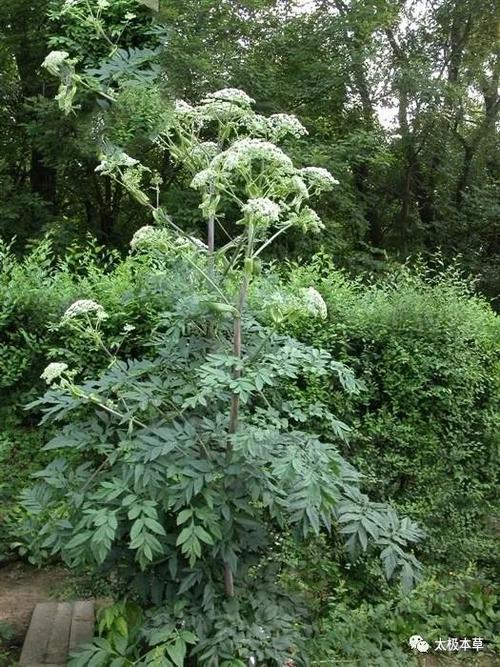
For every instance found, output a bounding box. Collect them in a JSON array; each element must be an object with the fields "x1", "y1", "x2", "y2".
[
  {"x1": 0, "y1": 560, "x2": 70, "y2": 635},
  {"x1": 0, "y1": 560, "x2": 70, "y2": 663}
]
